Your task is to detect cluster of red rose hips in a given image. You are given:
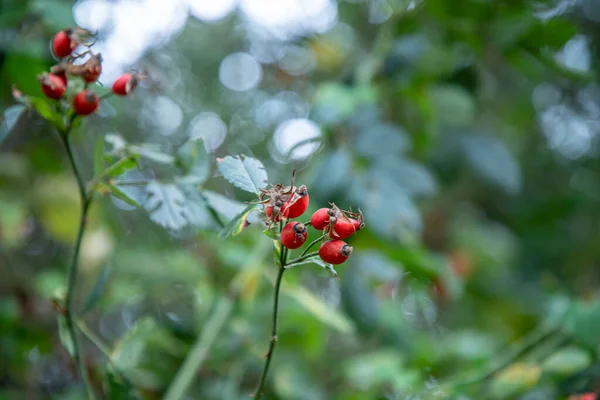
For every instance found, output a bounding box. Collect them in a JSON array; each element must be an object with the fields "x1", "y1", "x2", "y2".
[
  {"x1": 261, "y1": 183, "x2": 364, "y2": 265},
  {"x1": 37, "y1": 27, "x2": 140, "y2": 115}
]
